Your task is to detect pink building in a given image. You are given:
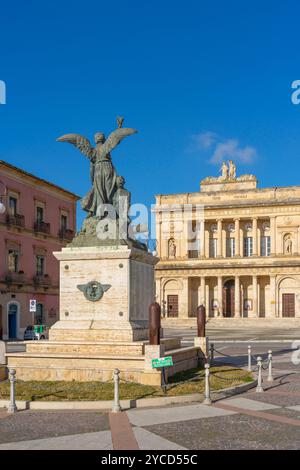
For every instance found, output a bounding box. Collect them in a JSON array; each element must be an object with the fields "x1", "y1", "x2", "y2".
[{"x1": 0, "y1": 160, "x2": 79, "y2": 340}]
